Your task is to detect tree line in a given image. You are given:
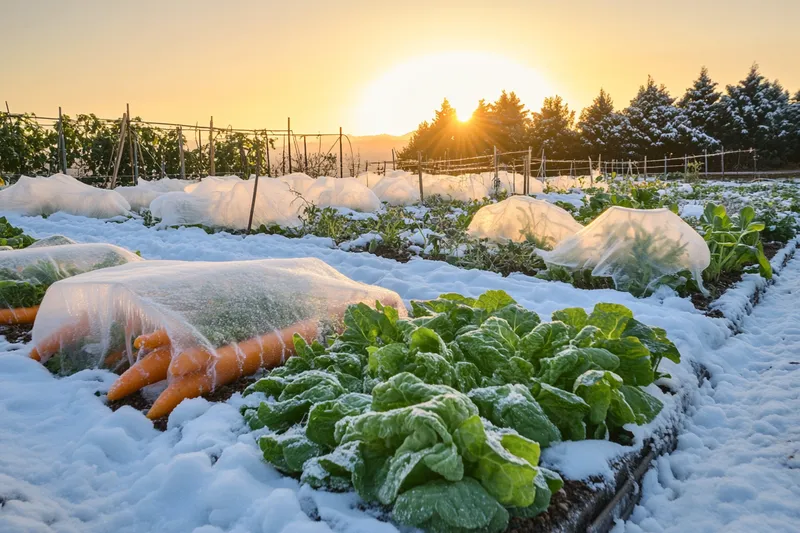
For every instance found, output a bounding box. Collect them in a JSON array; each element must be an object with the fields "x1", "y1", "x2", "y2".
[{"x1": 399, "y1": 65, "x2": 800, "y2": 169}]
